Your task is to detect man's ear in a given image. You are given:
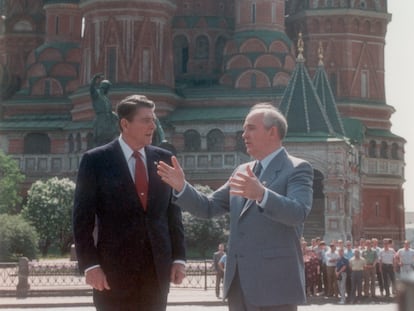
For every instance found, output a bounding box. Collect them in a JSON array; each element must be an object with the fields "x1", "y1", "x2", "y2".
[{"x1": 120, "y1": 118, "x2": 128, "y2": 132}]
